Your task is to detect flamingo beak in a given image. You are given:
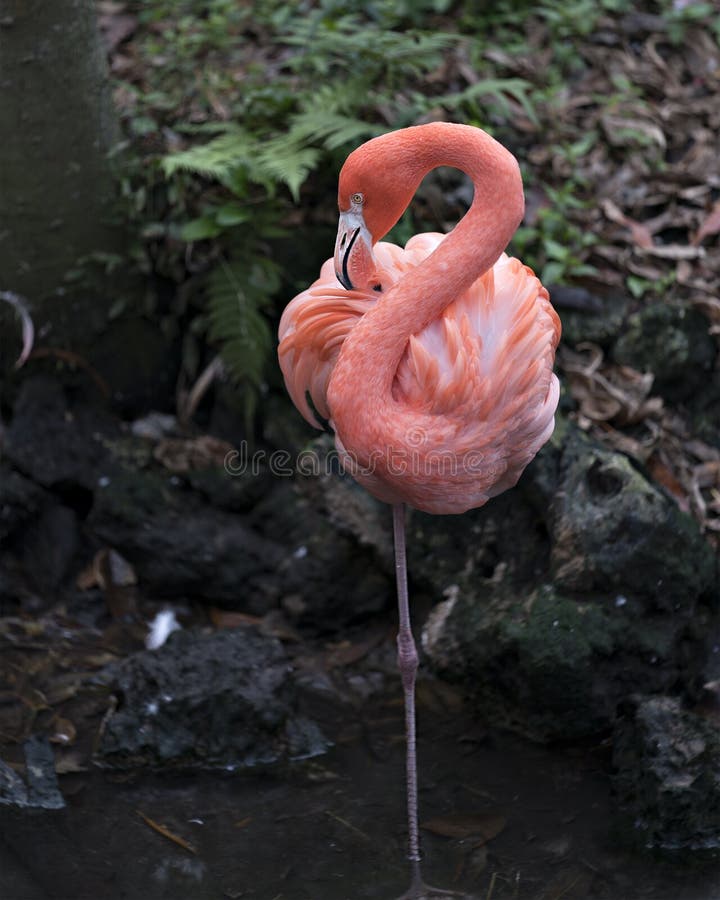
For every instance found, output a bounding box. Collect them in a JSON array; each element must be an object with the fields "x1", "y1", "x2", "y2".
[{"x1": 334, "y1": 210, "x2": 378, "y2": 292}]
